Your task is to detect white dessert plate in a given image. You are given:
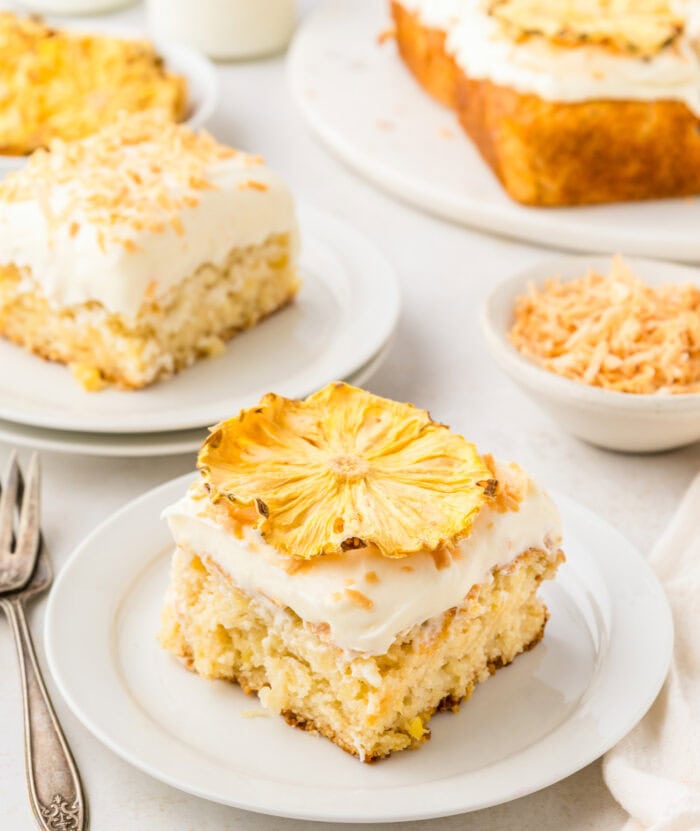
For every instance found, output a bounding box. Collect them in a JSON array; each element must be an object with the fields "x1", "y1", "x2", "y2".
[
  {"x1": 45, "y1": 474, "x2": 672, "y2": 823},
  {"x1": 0, "y1": 338, "x2": 393, "y2": 457},
  {"x1": 482, "y1": 255, "x2": 700, "y2": 453},
  {"x1": 288, "y1": 0, "x2": 700, "y2": 262},
  {"x1": 0, "y1": 24, "x2": 218, "y2": 177},
  {"x1": 0, "y1": 204, "x2": 400, "y2": 434}
]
